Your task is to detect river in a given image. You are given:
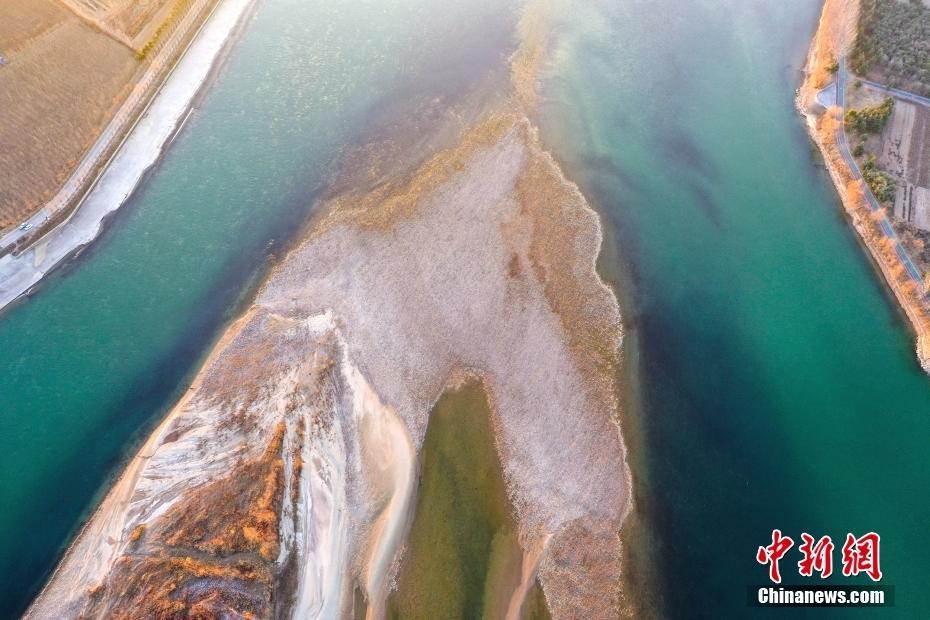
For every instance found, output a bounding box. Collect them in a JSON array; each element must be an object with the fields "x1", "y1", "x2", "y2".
[
  {"x1": 1, "y1": 0, "x2": 928, "y2": 617},
  {"x1": 536, "y1": 0, "x2": 930, "y2": 617}
]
